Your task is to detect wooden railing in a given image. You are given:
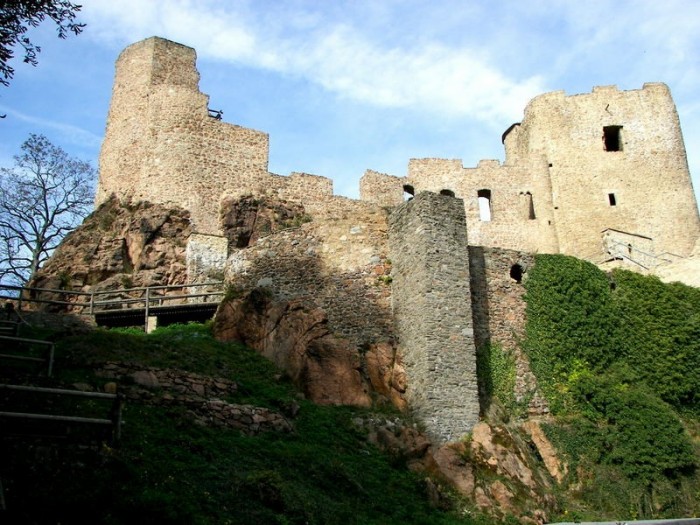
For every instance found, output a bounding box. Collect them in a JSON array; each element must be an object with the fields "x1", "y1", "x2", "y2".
[
  {"x1": 0, "y1": 383, "x2": 123, "y2": 443},
  {"x1": 0, "y1": 336, "x2": 54, "y2": 376},
  {"x1": 0, "y1": 281, "x2": 225, "y2": 315}
]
